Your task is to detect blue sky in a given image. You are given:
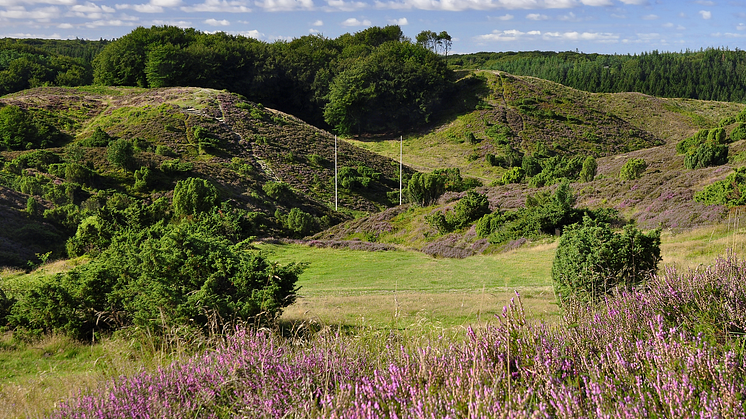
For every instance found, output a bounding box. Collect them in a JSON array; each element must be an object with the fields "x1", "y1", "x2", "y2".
[{"x1": 1, "y1": 0, "x2": 745, "y2": 55}]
